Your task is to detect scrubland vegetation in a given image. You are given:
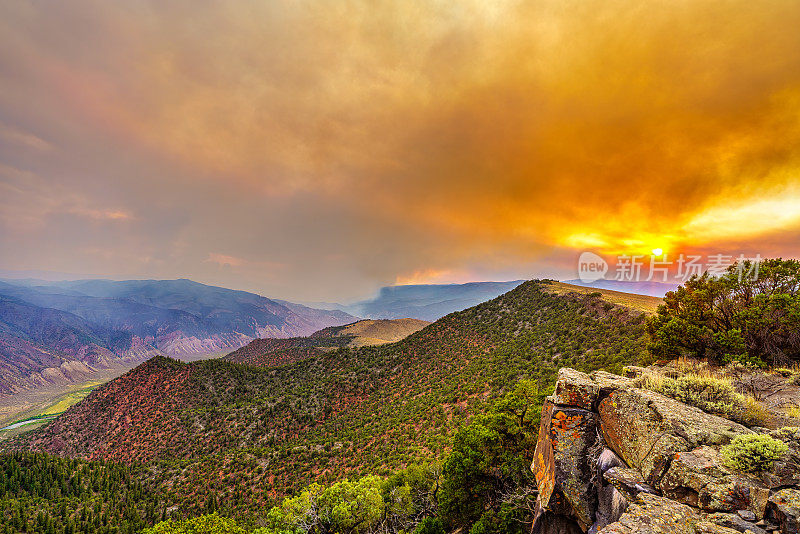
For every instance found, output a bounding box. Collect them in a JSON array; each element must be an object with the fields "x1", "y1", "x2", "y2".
[
  {"x1": 4, "y1": 263, "x2": 800, "y2": 533},
  {"x1": 2, "y1": 281, "x2": 652, "y2": 533}
]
